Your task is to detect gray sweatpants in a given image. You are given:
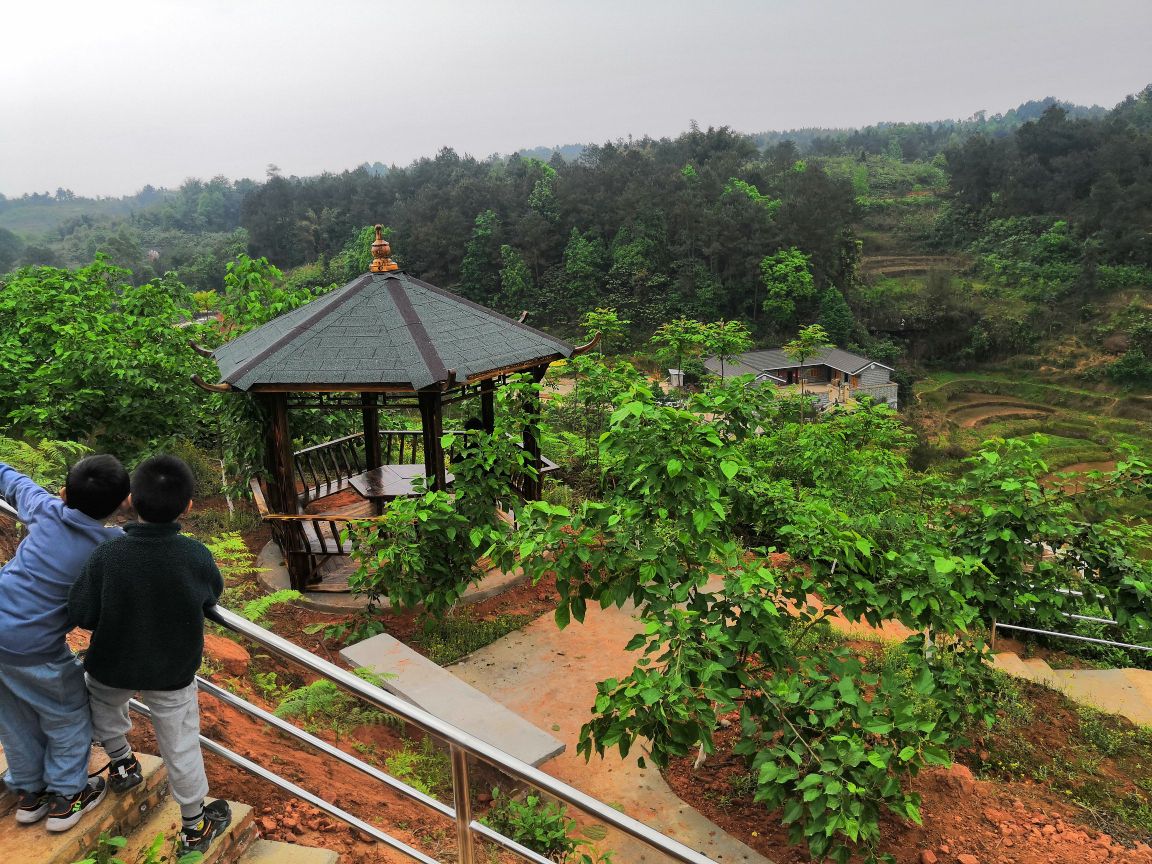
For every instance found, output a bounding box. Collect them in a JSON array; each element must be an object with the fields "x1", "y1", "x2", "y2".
[{"x1": 85, "y1": 675, "x2": 208, "y2": 807}]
